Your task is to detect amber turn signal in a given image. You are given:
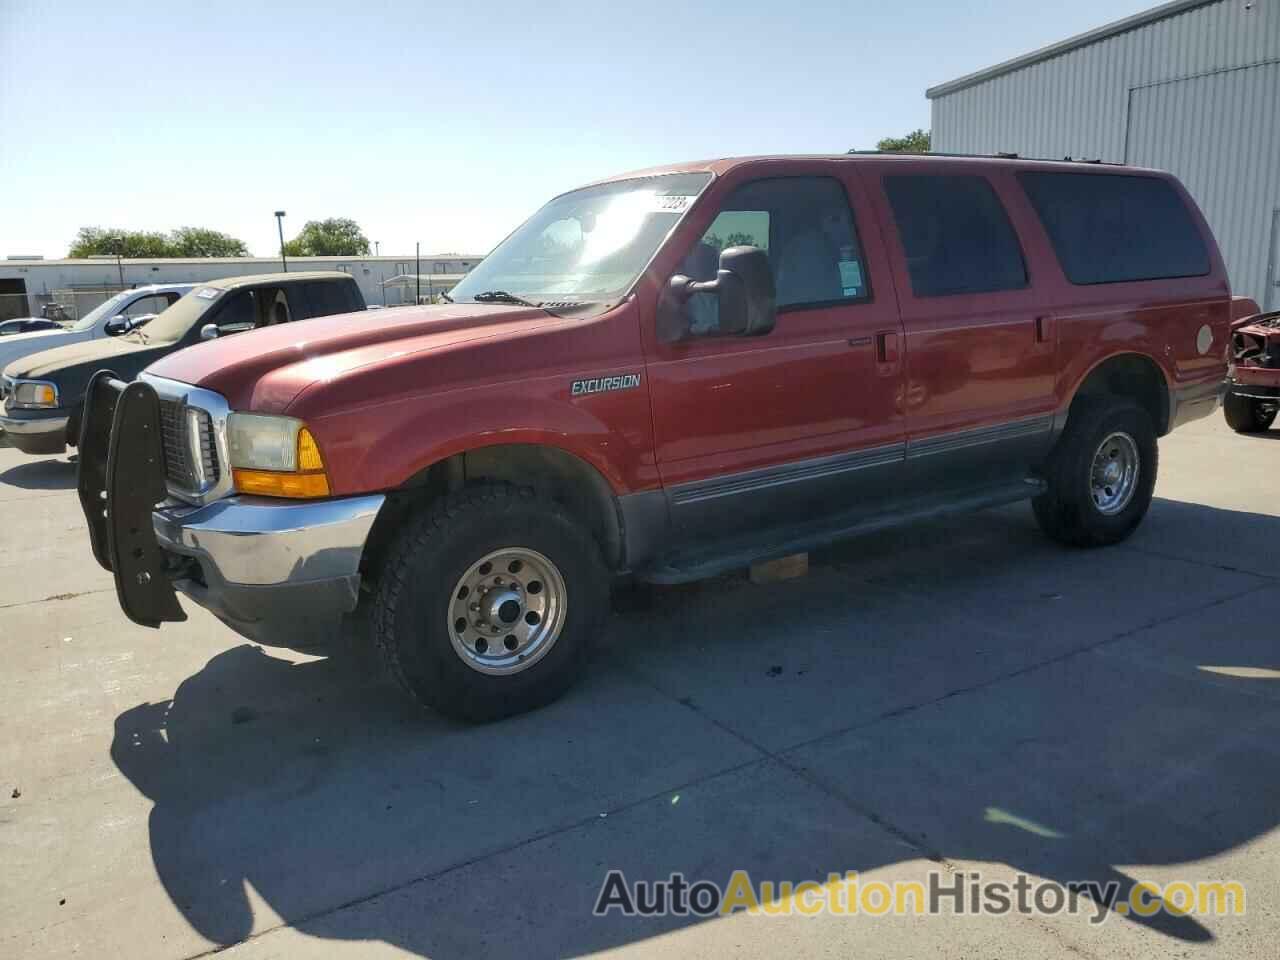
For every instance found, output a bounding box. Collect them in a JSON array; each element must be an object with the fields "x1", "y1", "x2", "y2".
[{"x1": 233, "y1": 469, "x2": 331, "y2": 499}]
